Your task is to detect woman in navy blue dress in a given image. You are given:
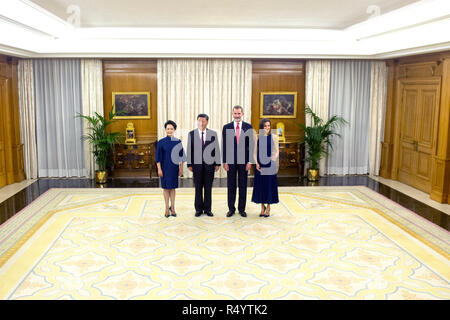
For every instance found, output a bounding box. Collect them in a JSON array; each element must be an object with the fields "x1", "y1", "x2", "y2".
[
  {"x1": 155, "y1": 120, "x2": 186, "y2": 218},
  {"x1": 251, "y1": 118, "x2": 279, "y2": 217}
]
